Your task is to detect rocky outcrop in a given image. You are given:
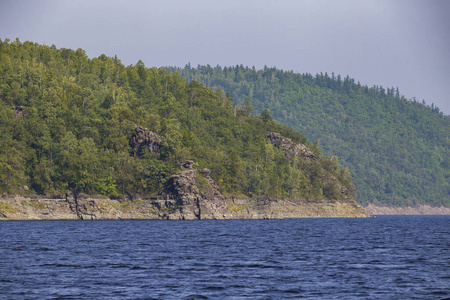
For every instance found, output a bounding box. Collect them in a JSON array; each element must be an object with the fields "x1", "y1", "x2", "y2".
[
  {"x1": 165, "y1": 160, "x2": 198, "y2": 205},
  {"x1": 130, "y1": 125, "x2": 162, "y2": 157},
  {"x1": 159, "y1": 160, "x2": 368, "y2": 220},
  {"x1": 164, "y1": 160, "x2": 201, "y2": 219},
  {"x1": 267, "y1": 132, "x2": 316, "y2": 160},
  {"x1": 14, "y1": 106, "x2": 25, "y2": 118}
]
